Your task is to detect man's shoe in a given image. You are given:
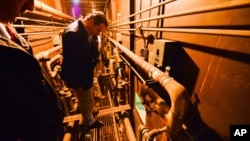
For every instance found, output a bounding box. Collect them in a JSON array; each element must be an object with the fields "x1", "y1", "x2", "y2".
[
  {"x1": 93, "y1": 108, "x2": 99, "y2": 117},
  {"x1": 86, "y1": 120, "x2": 104, "y2": 130}
]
